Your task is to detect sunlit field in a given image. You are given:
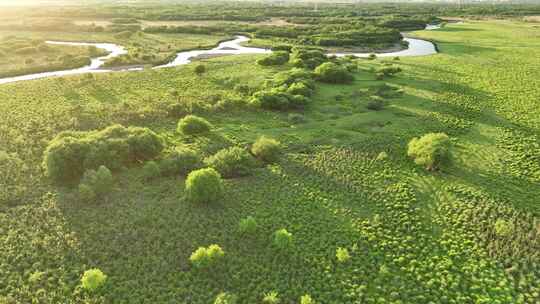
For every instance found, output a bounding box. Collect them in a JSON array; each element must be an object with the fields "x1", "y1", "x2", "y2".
[{"x1": 0, "y1": 2, "x2": 539, "y2": 304}]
